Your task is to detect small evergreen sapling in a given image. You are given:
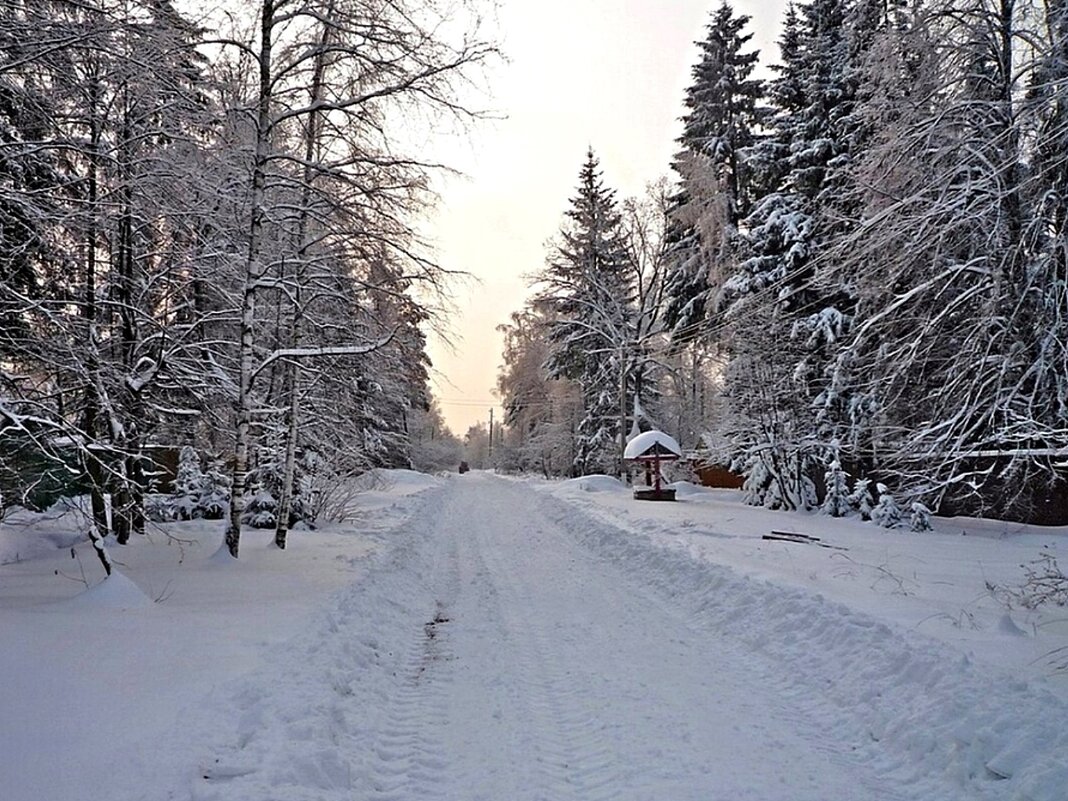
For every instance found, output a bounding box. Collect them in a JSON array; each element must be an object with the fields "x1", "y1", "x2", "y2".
[
  {"x1": 242, "y1": 458, "x2": 282, "y2": 529},
  {"x1": 821, "y1": 457, "x2": 850, "y2": 517},
  {"x1": 847, "y1": 477, "x2": 874, "y2": 520},
  {"x1": 909, "y1": 501, "x2": 933, "y2": 532},
  {"x1": 199, "y1": 461, "x2": 231, "y2": 519},
  {"x1": 173, "y1": 446, "x2": 207, "y2": 521},
  {"x1": 241, "y1": 450, "x2": 317, "y2": 529},
  {"x1": 871, "y1": 483, "x2": 903, "y2": 528}
]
